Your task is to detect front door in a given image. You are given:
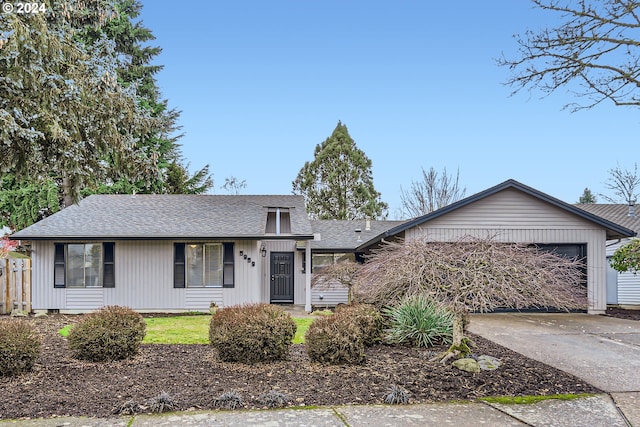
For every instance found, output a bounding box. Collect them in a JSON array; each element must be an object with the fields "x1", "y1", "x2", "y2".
[{"x1": 270, "y1": 252, "x2": 294, "y2": 303}]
